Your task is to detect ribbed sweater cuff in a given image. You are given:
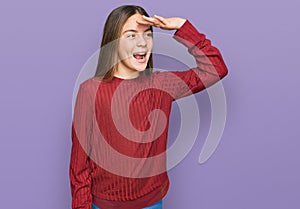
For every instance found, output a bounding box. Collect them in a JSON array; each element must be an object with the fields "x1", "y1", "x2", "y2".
[{"x1": 173, "y1": 19, "x2": 204, "y2": 46}]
